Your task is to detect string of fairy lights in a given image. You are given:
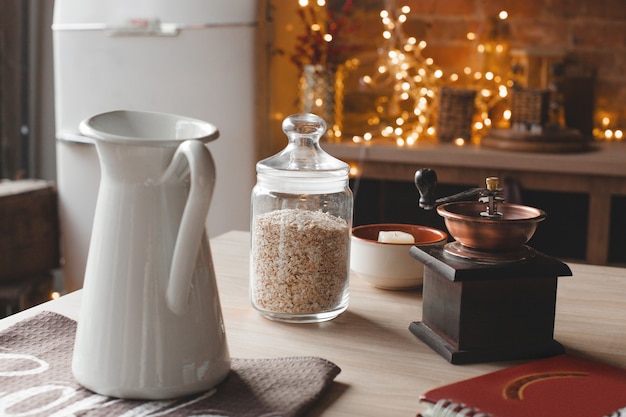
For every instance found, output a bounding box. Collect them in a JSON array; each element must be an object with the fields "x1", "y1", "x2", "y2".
[
  {"x1": 351, "y1": 4, "x2": 512, "y2": 146},
  {"x1": 293, "y1": 1, "x2": 623, "y2": 144},
  {"x1": 357, "y1": 5, "x2": 442, "y2": 146}
]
